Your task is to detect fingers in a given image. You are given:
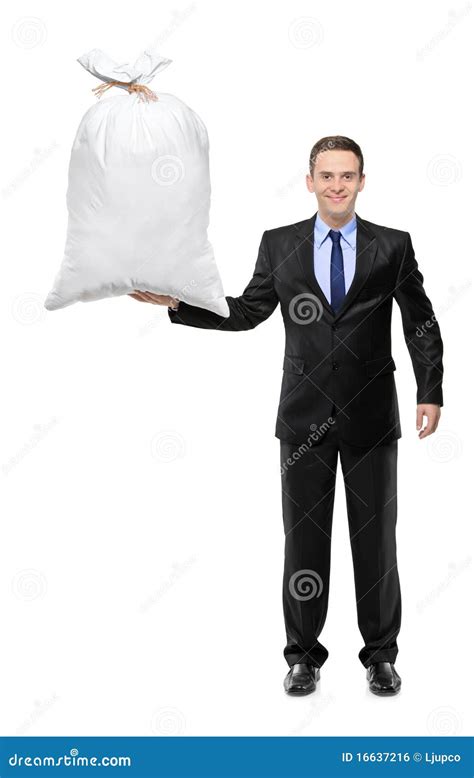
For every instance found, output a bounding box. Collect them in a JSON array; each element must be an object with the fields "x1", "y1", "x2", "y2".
[
  {"x1": 138, "y1": 291, "x2": 163, "y2": 304},
  {"x1": 128, "y1": 292, "x2": 148, "y2": 302},
  {"x1": 128, "y1": 291, "x2": 175, "y2": 305},
  {"x1": 416, "y1": 406, "x2": 424, "y2": 431},
  {"x1": 418, "y1": 419, "x2": 434, "y2": 439},
  {"x1": 417, "y1": 406, "x2": 441, "y2": 439}
]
